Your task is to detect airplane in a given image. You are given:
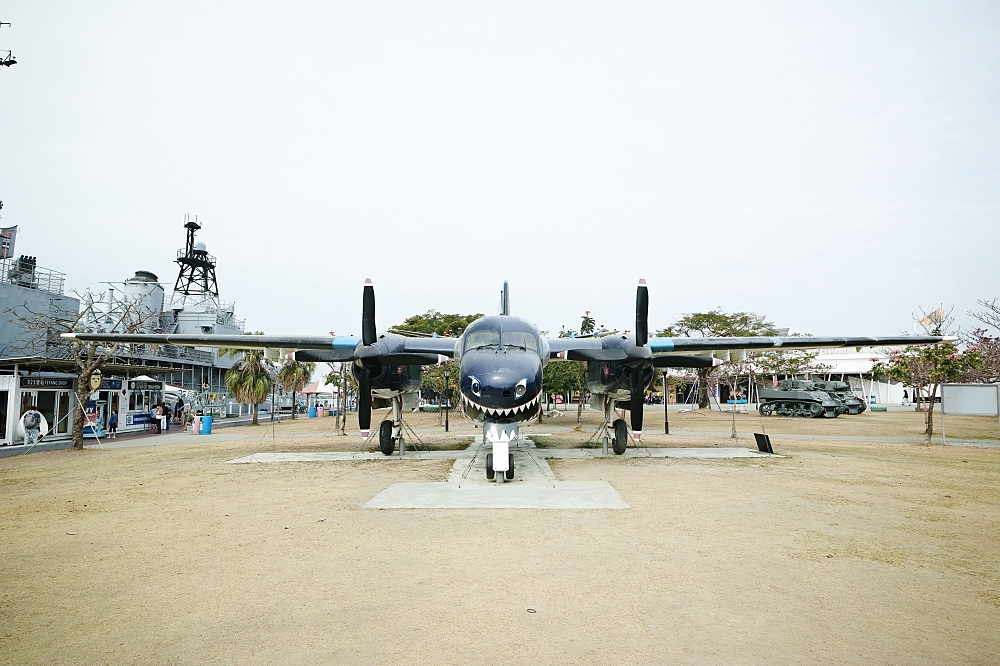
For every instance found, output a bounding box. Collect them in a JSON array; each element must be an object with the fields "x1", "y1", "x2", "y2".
[{"x1": 63, "y1": 278, "x2": 949, "y2": 482}]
